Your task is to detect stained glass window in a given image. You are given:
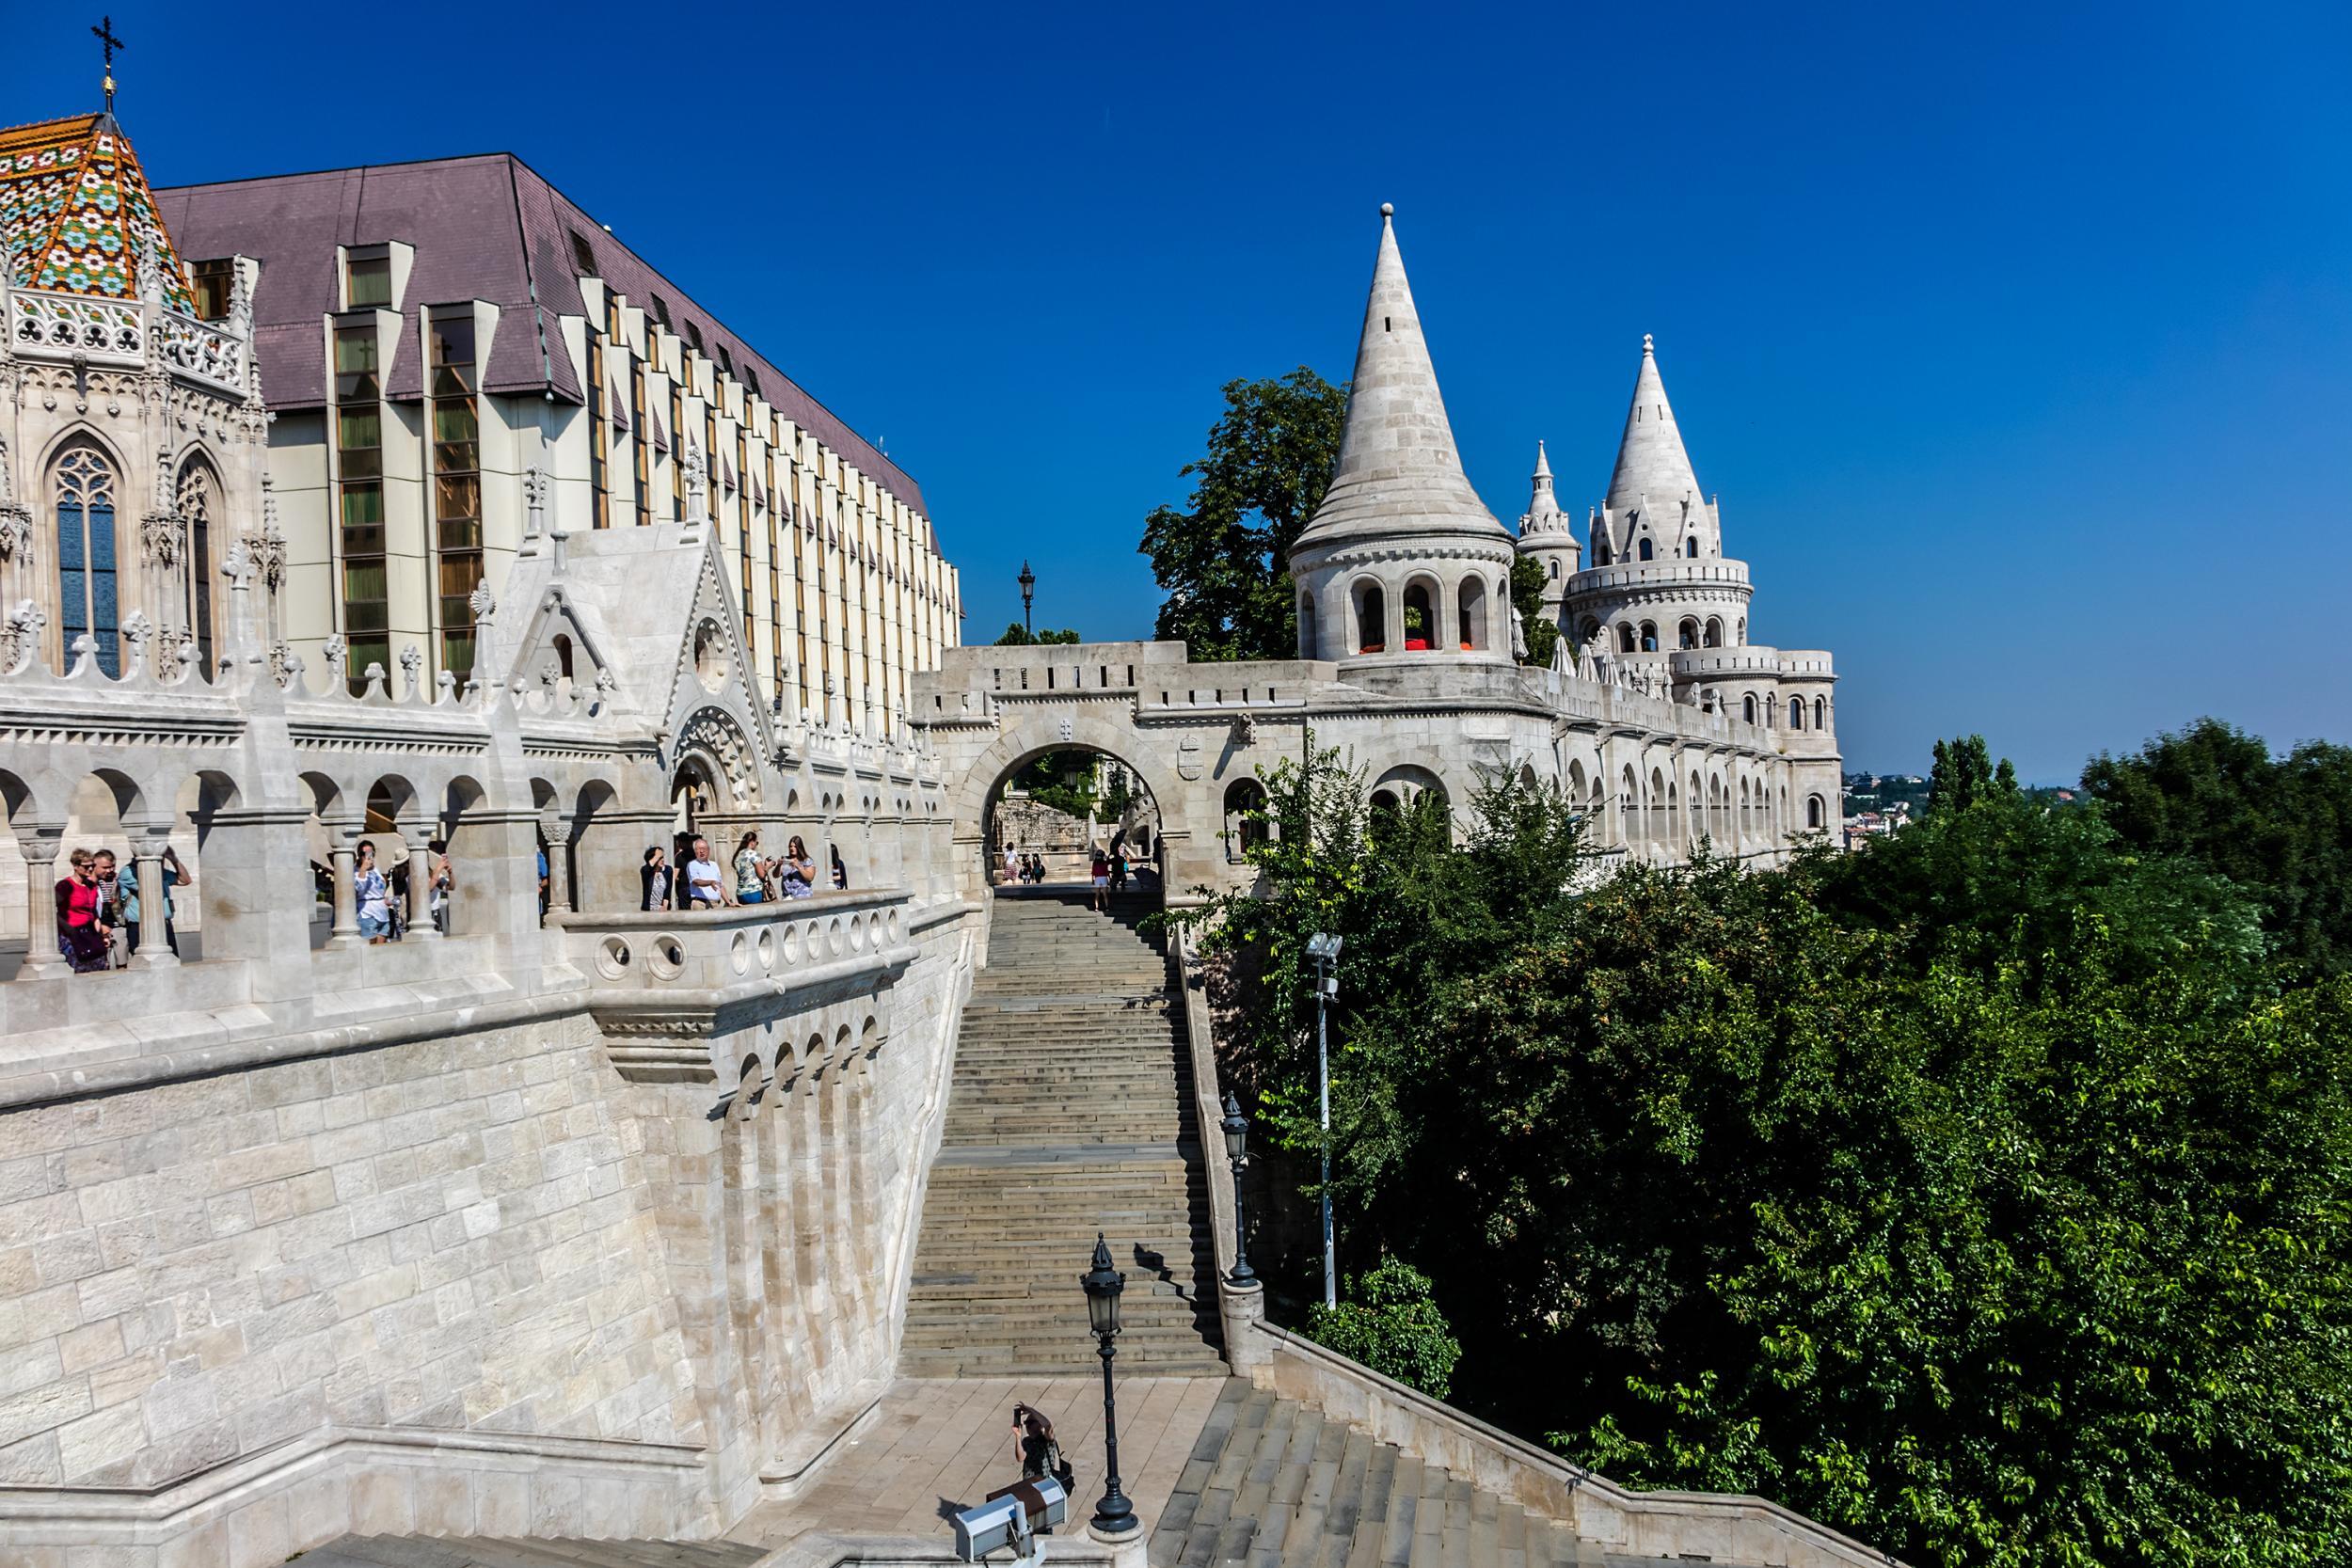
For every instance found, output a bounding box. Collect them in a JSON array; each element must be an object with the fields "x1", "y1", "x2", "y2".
[{"x1": 54, "y1": 447, "x2": 119, "y2": 676}]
